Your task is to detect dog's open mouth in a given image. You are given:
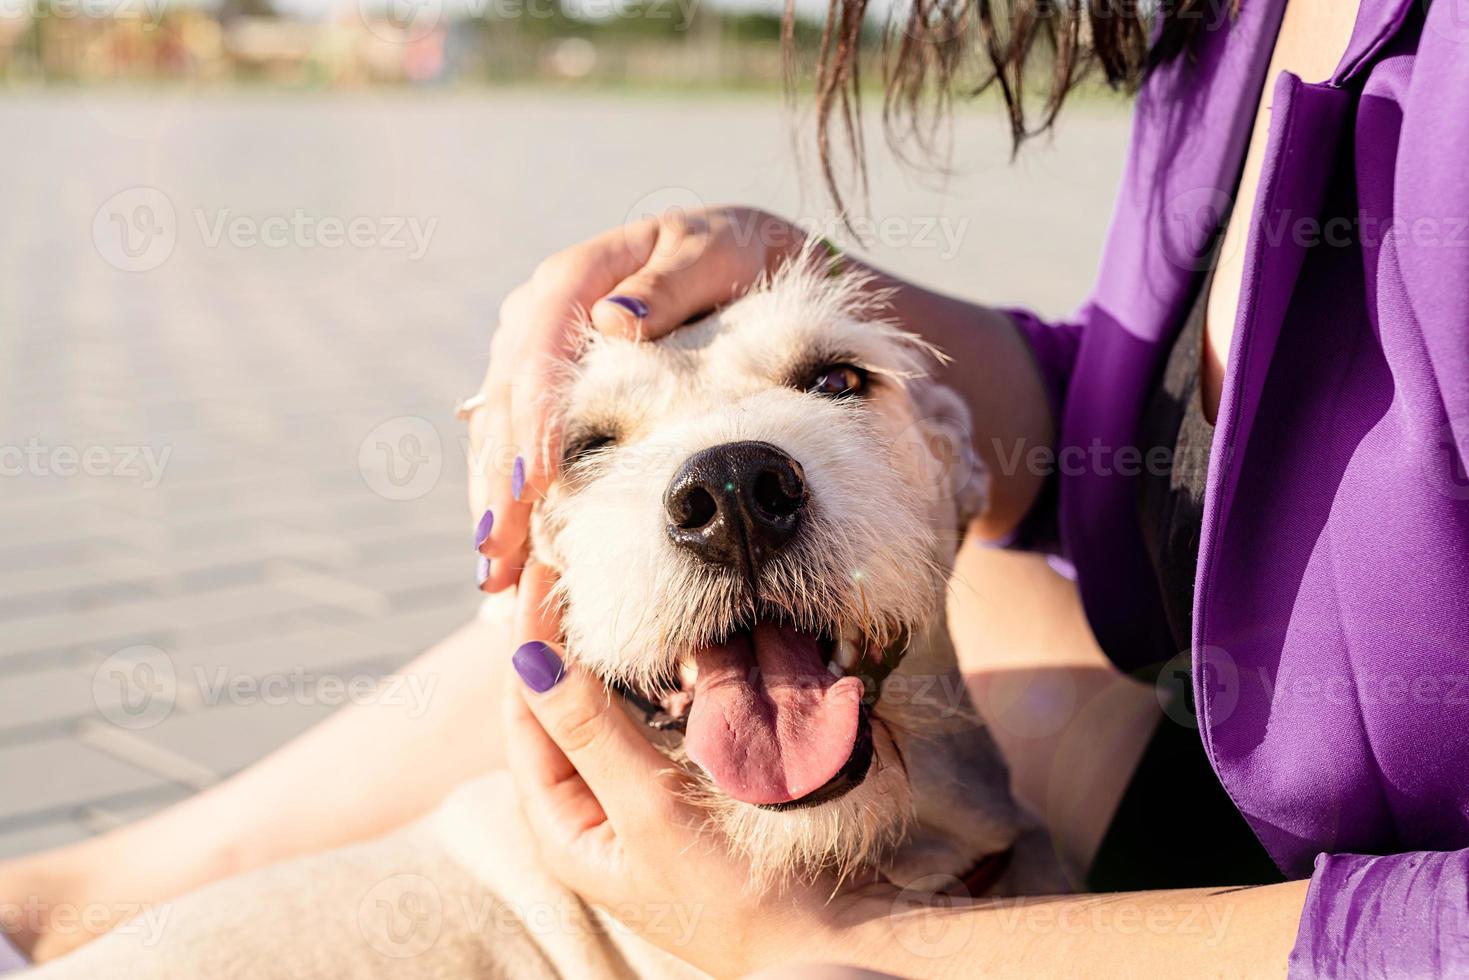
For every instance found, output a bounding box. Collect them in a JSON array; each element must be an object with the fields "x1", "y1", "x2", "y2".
[{"x1": 615, "y1": 617, "x2": 904, "y2": 810}]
